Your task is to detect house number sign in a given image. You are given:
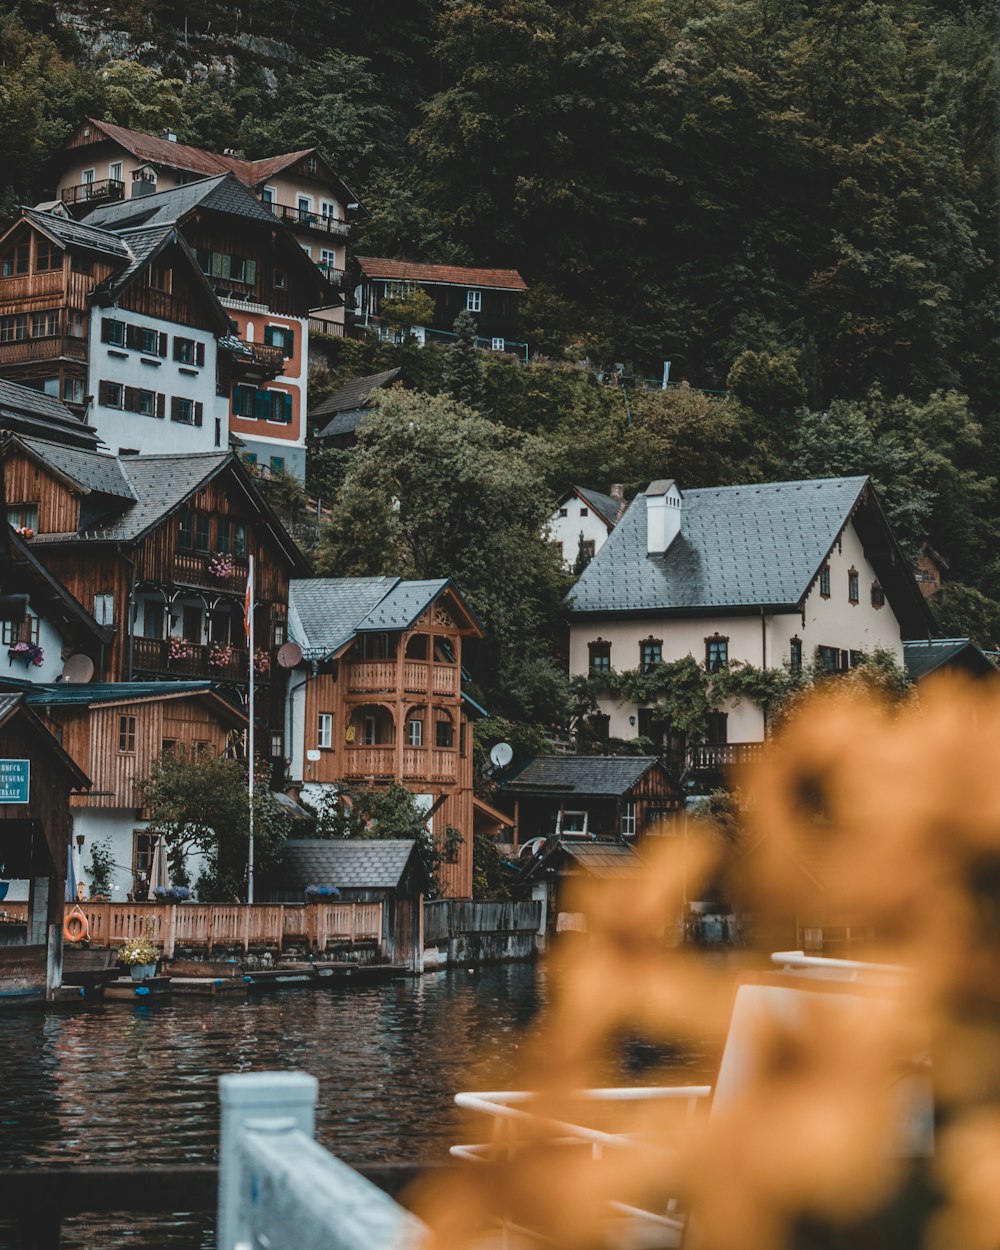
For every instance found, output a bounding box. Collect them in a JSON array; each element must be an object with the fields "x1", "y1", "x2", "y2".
[{"x1": 0, "y1": 760, "x2": 30, "y2": 804}]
